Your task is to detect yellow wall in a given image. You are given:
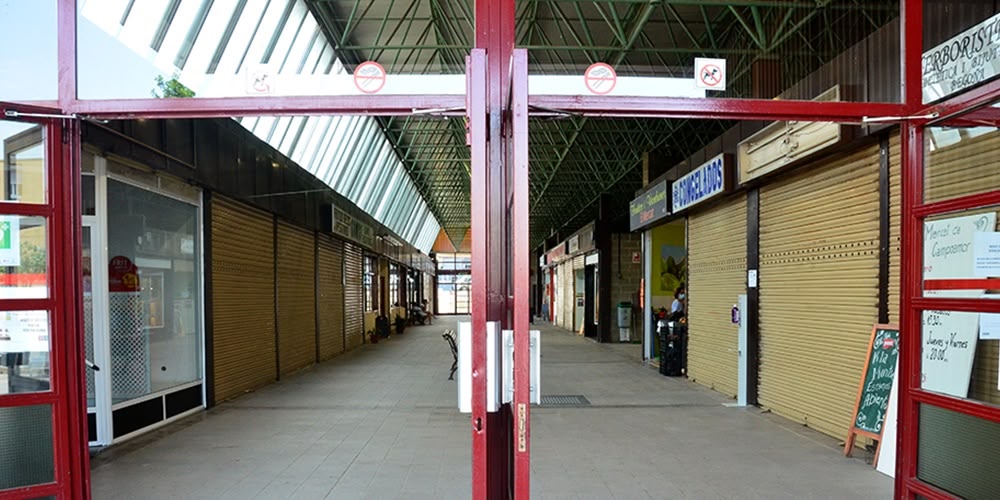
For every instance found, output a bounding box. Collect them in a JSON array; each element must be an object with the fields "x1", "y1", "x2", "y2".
[{"x1": 650, "y1": 220, "x2": 686, "y2": 310}]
